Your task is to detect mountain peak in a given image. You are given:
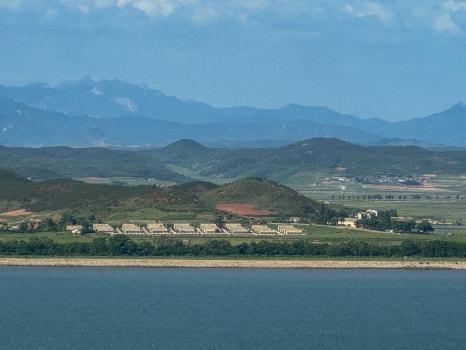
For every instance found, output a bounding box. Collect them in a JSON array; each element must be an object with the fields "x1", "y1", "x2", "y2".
[
  {"x1": 451, "y1": 101, "x2": 466, "y2": 109},
  {"x1": 59, "y1": 76, "x2": 95, "y2": 88},
  {"x1": 163, "y1": 139, "x2": 207, "y2": 151}
]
